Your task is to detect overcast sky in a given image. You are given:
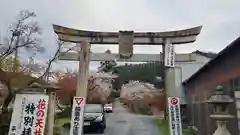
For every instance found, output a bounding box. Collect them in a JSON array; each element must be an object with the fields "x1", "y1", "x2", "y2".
[{"x1": 1, "y1": 0, "x2": 240, "y2": 71}]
